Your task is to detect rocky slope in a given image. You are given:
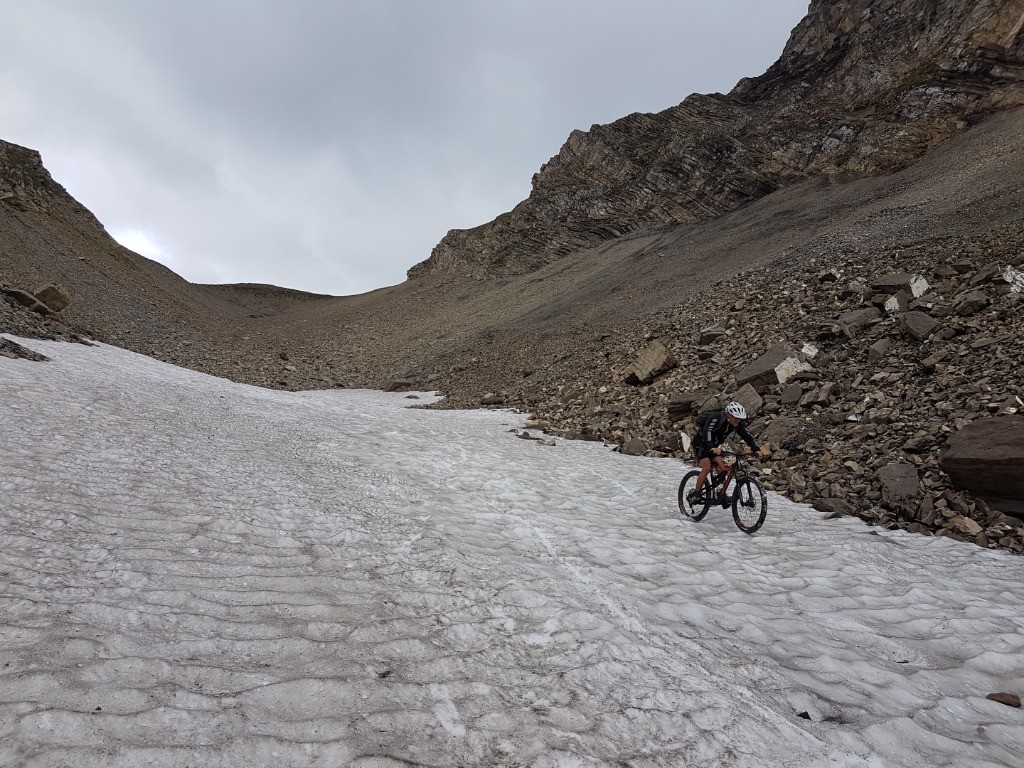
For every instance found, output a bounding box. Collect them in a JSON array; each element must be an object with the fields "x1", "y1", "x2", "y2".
[
  {"x1": 411, "y1": 0, "x2": 1024, "y2": 279},
  {"x1": 519, "y1": 228, "x2": 1024, "y2": 552},
  {"x1": 407, "y1": 107, "x2": 1024, "y2": 552}
]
